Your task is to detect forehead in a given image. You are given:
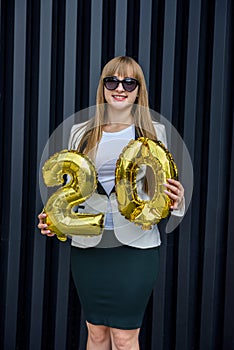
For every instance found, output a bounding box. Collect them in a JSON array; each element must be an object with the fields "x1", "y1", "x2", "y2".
[
  {"x1": 113, "y1": 70, "x2": 134, "y2": 78},
  {"x1": 107, "y1": 63, "x2": 136, "y2": 78}
]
